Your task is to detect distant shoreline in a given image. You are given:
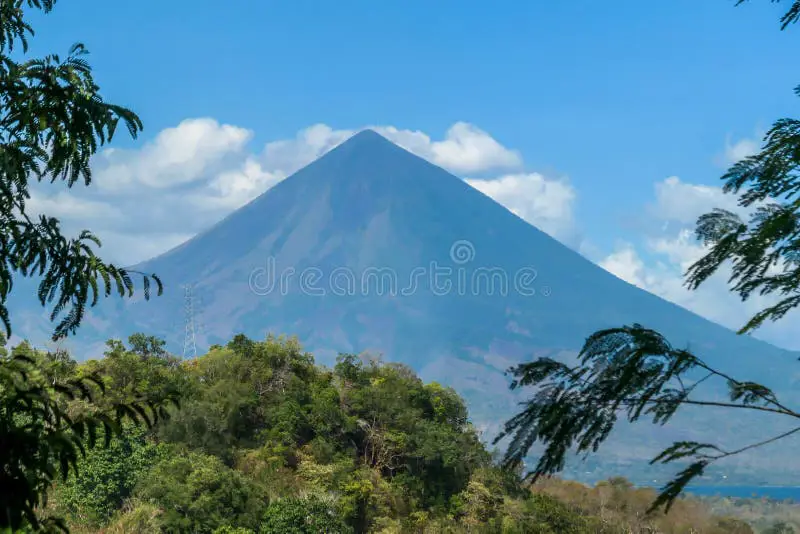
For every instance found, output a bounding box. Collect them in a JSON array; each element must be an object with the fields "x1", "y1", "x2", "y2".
[{"x1": 681, "y1": 486, "x2": 800, "y2": 502}]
